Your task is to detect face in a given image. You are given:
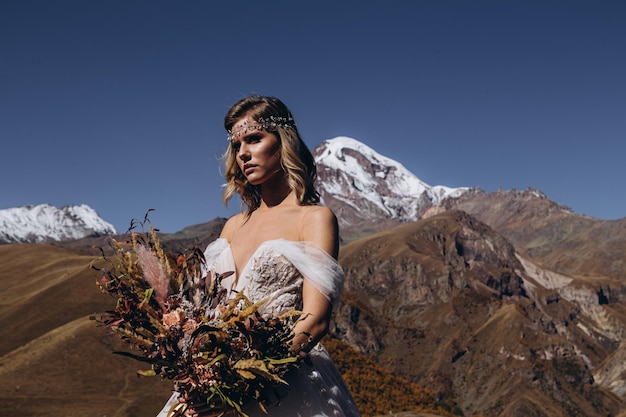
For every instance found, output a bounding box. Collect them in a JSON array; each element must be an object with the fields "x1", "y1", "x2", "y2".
[{"x1": 230, "y1": 117, "x2": 282, "y2": 186}]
